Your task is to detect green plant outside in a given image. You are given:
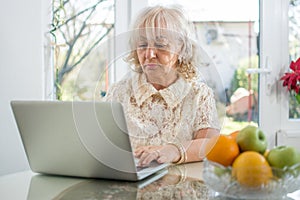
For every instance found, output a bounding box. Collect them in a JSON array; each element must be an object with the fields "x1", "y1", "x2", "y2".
[{"x1": 229, "y1": 55, "x2": 259, "y2": 96}]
